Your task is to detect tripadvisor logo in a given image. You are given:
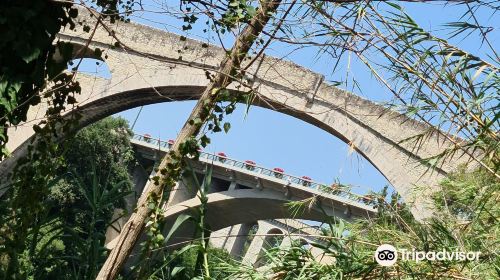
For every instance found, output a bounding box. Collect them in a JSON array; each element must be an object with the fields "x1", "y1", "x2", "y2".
[
  {"x1": 374, "y1": 244, "x2": 481, "y2": 266},
  {"x1": 374, "y1": 244, "x2": 397, "y2": 266}
]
